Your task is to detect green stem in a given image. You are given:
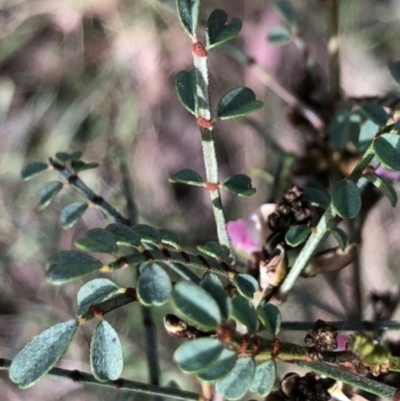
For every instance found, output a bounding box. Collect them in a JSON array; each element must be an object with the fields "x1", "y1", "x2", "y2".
[
  {"x1": 0, "y1": 359, "x2": 203, "y2": 401},
  {"x1": 281, "y1": 320, "x2": 400, "y2": 331}
]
